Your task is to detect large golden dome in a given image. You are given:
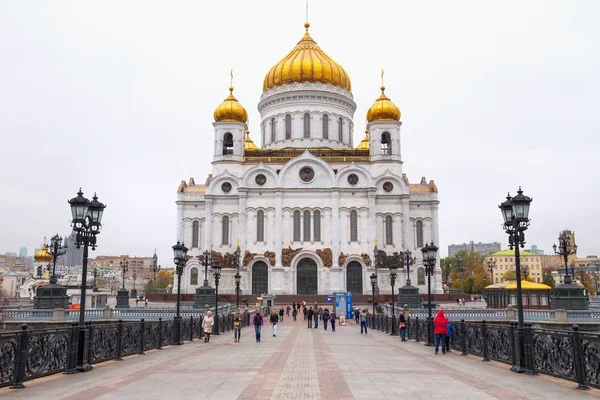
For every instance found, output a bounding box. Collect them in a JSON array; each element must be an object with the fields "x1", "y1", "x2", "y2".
[
  {"x1": 213, "y1": 86, "x2": 248, "y2": 123},
  {"x1": 263, "y1": 22, "x2": 351, "y2": 93},
  {"x1": 366, "y1": 86, "x2": 401, "y2": 122},
  {"x1": 34, "y1": 237, "x2": 53, "y2": 262}
]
